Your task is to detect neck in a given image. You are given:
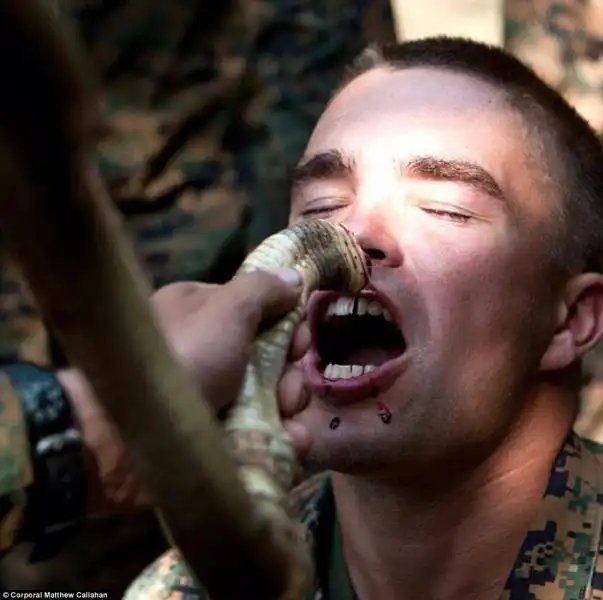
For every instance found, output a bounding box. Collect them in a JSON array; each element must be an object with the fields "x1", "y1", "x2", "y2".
[{"x1": 331, "y1": 387, "x2": 574, "y2": 600}]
